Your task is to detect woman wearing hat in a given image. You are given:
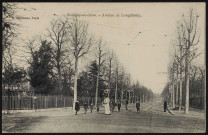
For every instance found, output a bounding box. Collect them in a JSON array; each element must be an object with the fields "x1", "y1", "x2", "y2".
[{"x1": 103, "y1": 89, "x2": 111, "y2": 115}]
